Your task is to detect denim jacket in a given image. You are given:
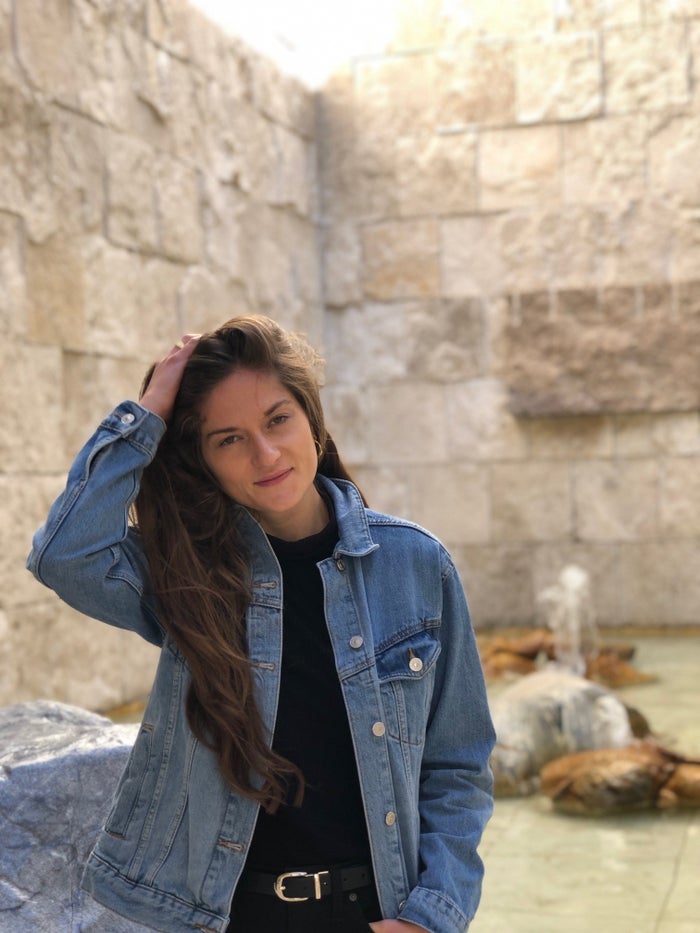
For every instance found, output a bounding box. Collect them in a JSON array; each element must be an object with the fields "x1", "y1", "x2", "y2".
[{"x1": 27, "y1": 401, "x2": 495, "y2": 933}]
